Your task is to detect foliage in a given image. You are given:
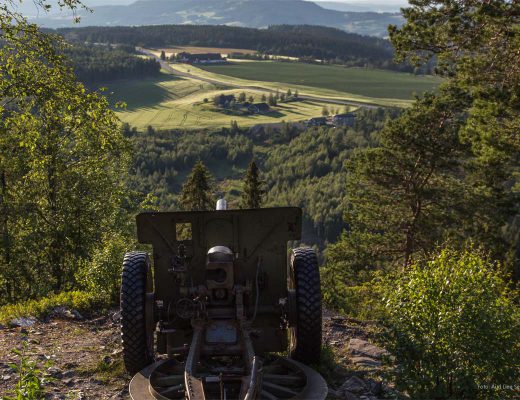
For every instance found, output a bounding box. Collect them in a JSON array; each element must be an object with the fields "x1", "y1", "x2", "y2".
[
  {"x1": 179, "y1": 161, "x2": 216, "y2": 211},
  {"x1": 126, "y1": 108, "x2": 396, "y2": 245},
  {"x1": 64, "y1": 42, "x2": 161, "y2": 84},
  {"x1": 263, "y1": 108, "x2": 397, "y2": 244},
  {"x1": 126, "y1": 127, "x2": 254, "y2": 209},
  {"x1": 389, "y1": 0, "x2": 520, "y2": 277},
  {"x1": 75, "y1": 232, "x2": 133, "y2": 303},
  {"x1": 0, "y1": 2, "x2": 131, "y2": 304},
  {"x1": 320, "y1": 268, "x2": 385, "y2": 319},
  {"x1": 341, "y1": 91, "x2": 468, "y2": 267},
  {"x1": 325, "y1": 84, "x2": 518, "y2": 292},
  {"x1": 3, "y1": 338, "x2": 53, "y2": 400},
  {"x1": 0, "y1": 291, "x2": 108, "y2": 325},
  {"x1": 380, "y1": 247, "x2": 520, "y2": 400},
  {"x1": 240, "y1": 161, "x2": 265, "y2": 209}
]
